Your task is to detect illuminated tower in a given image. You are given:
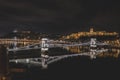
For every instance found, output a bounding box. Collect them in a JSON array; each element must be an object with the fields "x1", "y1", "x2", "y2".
[{"x1": 90, "y1": 28, "x2": 94, "y2": 33}]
